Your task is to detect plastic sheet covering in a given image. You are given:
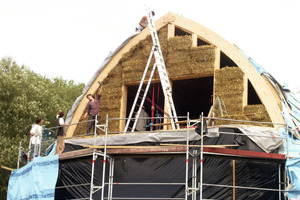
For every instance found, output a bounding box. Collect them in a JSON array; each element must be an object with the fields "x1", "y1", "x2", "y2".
[
  {"x1": 285, "y1": 158, "x2": 300, "y2": 198},
  {"x1": 7, "y1": 155, "x2": 59, "y2": 200},
  {"x1": 65, "y1": 126, "x2": 283, "y2": 153},
  {"x1": 278, "y1": 127, "x2": 300, "y2": 158},
  {"x1": 56, "y1": 129, "x2": 283, "y2": 199},
  {"x1": 236, "y1": 45, "x2": 265, "y2": 75},
  {"x1": 237, "y1": 126, "x2": 284, "y2": 153}
]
